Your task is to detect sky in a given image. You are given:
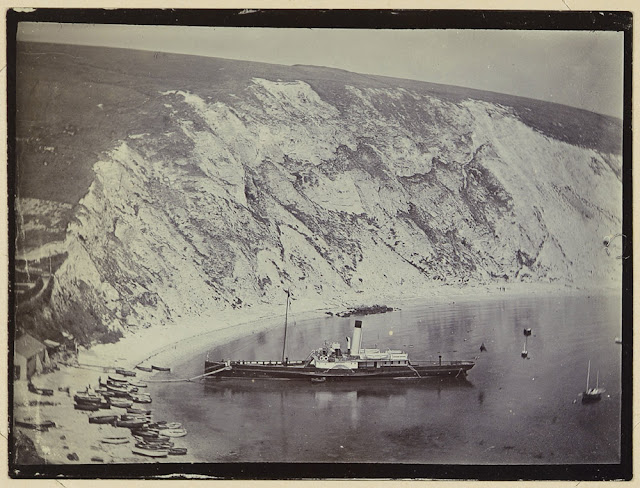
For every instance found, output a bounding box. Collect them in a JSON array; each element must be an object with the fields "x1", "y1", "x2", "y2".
[{"x1": 17, "y1": 23, "x2": 624, "y2": 119}]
